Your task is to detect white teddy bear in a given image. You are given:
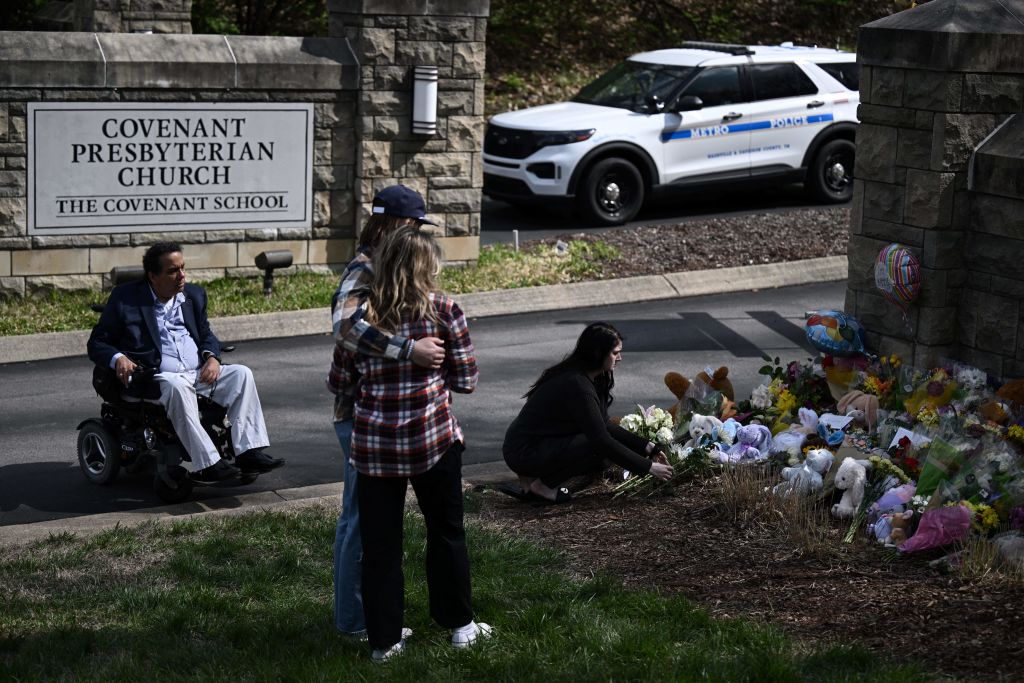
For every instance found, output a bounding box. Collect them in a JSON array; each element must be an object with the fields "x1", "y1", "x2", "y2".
[
  {"x1": 684, "y1": 413, "x2": 724, "y2": 450},
  {"x1": 831, "y1": 456, "x2": 870, "y2": 518},
  {"x1": 772, "y1": 448, "x2": 834, "y2": 496}
]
